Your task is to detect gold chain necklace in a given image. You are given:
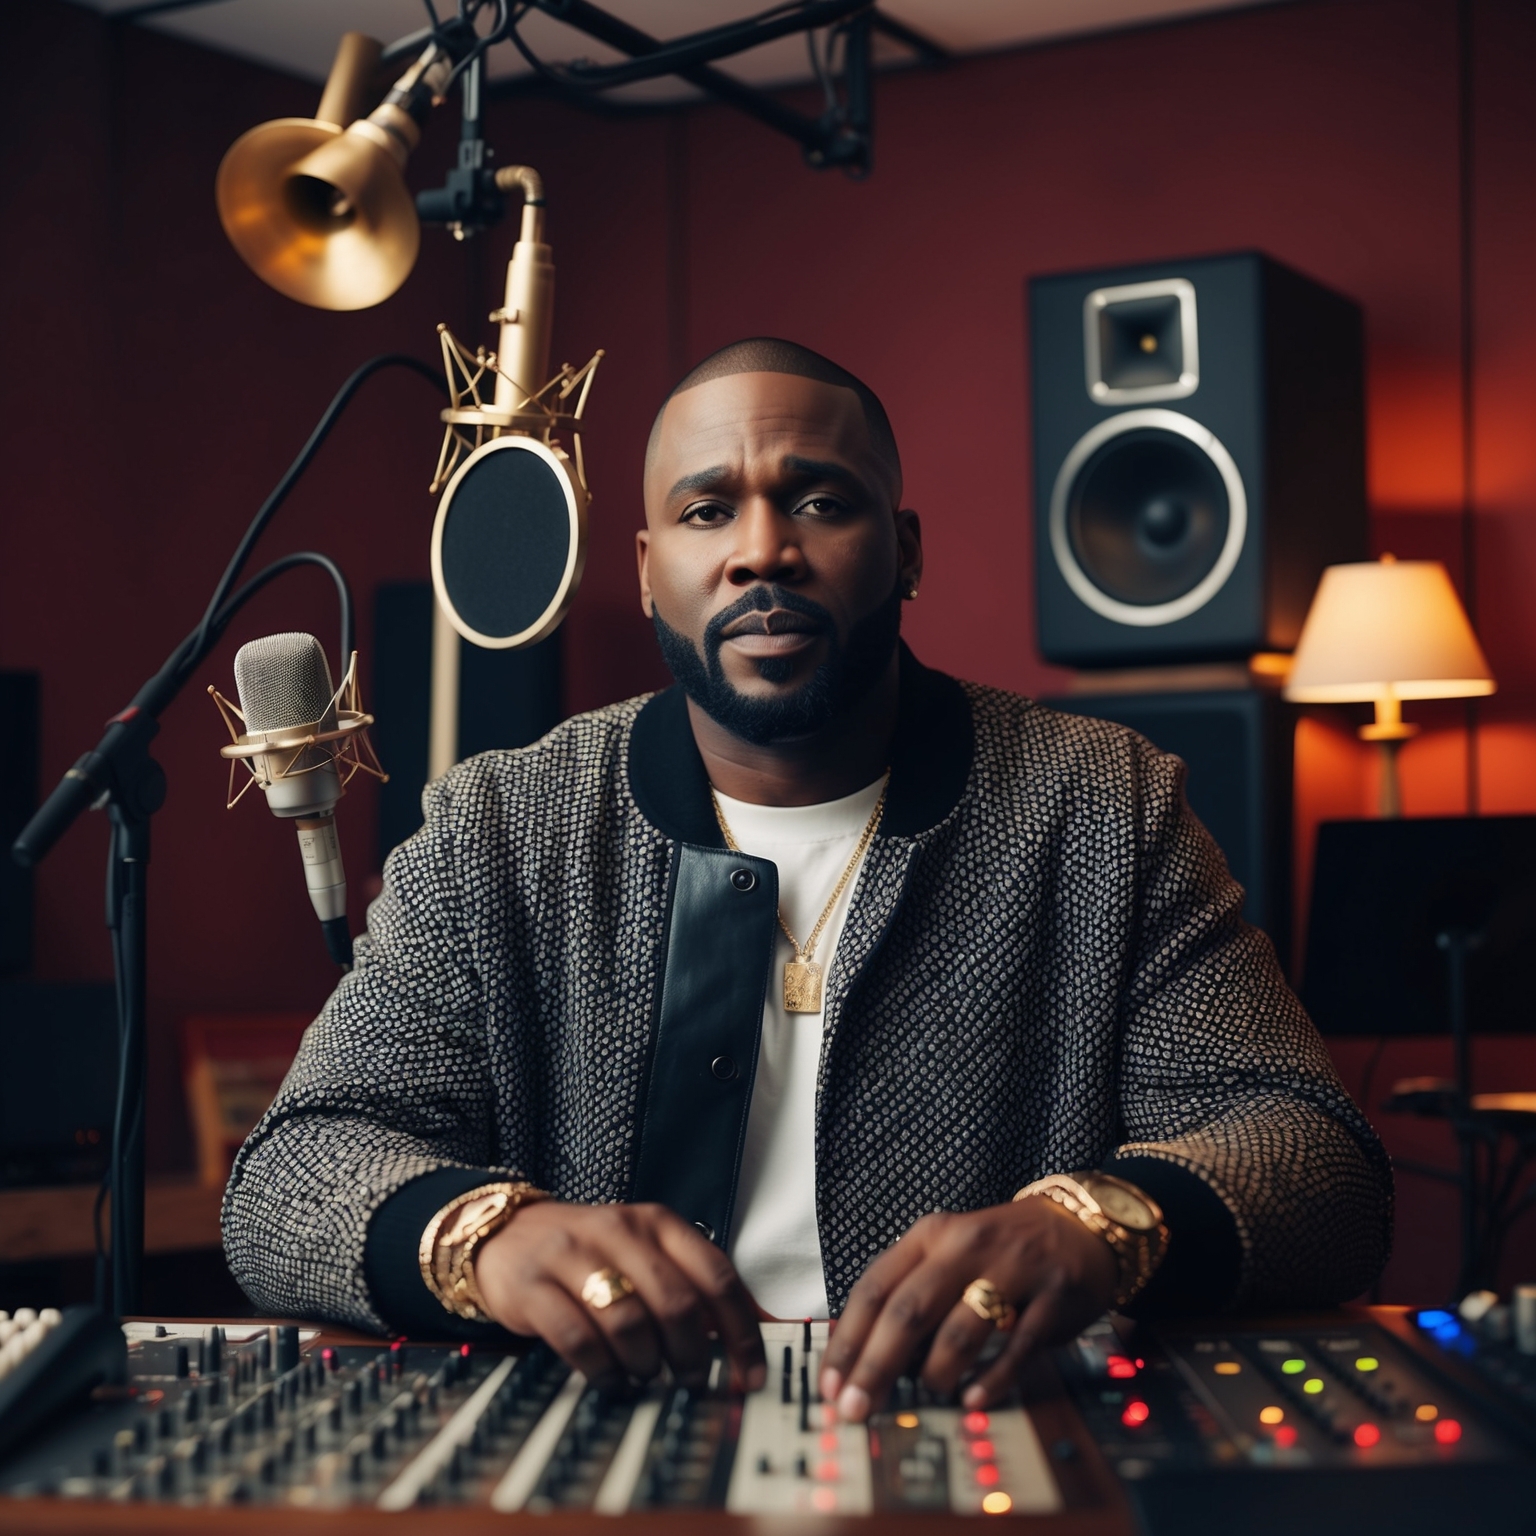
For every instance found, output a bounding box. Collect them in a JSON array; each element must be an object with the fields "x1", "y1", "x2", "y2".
[{"x1": 710, "y1": 775, "x2": 889, "y2": 1015}]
